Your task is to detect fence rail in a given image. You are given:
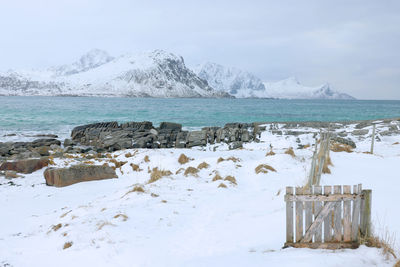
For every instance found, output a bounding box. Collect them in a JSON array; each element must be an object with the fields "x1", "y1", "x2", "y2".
[{"x1": 284, "y1": 184, "x2": 371, "y2": 249}]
